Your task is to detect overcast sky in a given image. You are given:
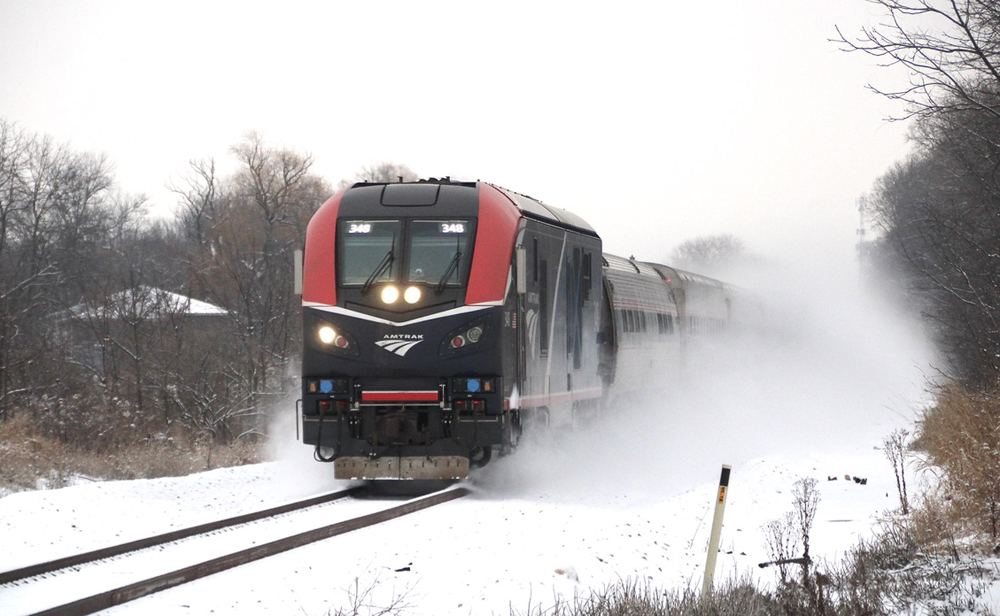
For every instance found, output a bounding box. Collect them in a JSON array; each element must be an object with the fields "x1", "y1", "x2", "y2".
[{"x1": 1, "y1": 0, "x2": 912, "y2": 264}]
